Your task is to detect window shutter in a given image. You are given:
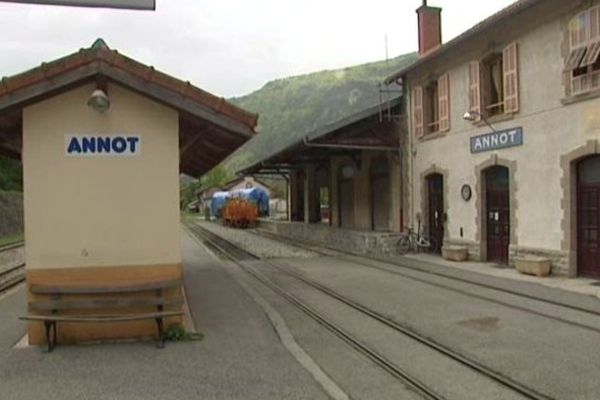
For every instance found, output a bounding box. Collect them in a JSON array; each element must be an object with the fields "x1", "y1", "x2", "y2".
[
  {"x1": 412, "y1": 86, "x2": 424, "y2": 138},
  {"x1": 566, "y1": 47, "x2": 588, "y2": 70},
  {"x1": 581, "y1": 41, "x2": 600, "y2": 66},
  {"x1": 503, "y1": 42, "x2": 519, "y2": 113},
  {"x1": 582, "y1": 7, "x2": 600, "y2": 66},
  {"x1": 438, "y1": 74, "x2": 450, "y2": 132},
  {"x1": 591, "y1": 7, "x2": 600, "y2": 41},
  {"x1": 468, "y1": 62, "x2": 481, "y2": 119}
]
